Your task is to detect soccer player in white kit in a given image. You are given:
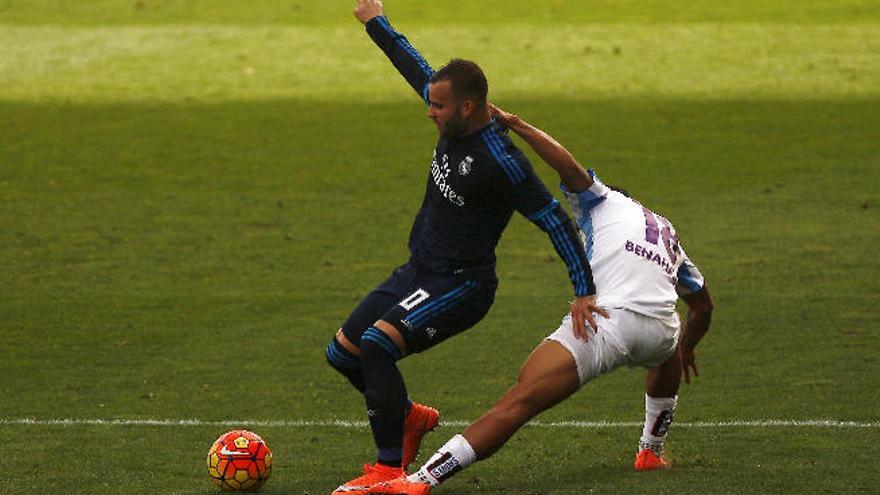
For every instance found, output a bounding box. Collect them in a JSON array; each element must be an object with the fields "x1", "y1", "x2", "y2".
[{"x1": 367, "y1": 105, "x2": 715, "y2": 494}]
